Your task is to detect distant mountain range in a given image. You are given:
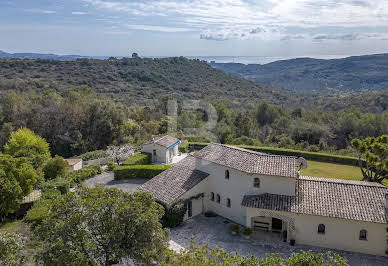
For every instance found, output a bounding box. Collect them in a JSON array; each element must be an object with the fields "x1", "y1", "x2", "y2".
[
  {"x1": 210, "y1": 54, "x2": 388, "y2": 94},
  {"x1": 0, "y1": 50, "x2": 108, "y2": 60}
]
